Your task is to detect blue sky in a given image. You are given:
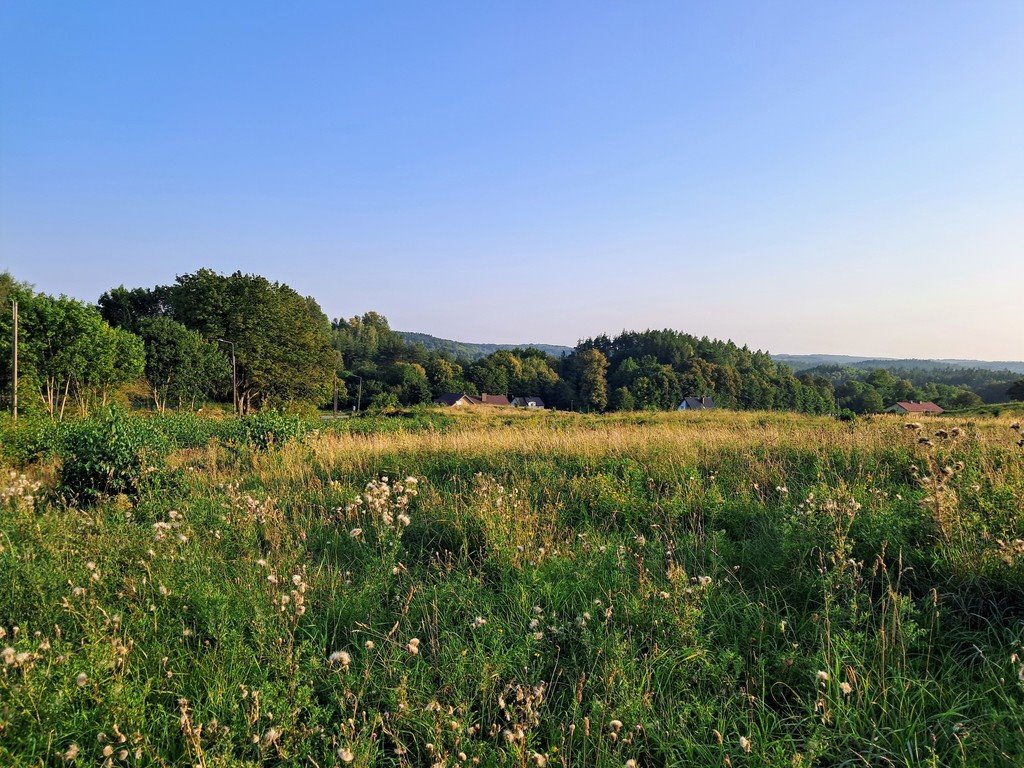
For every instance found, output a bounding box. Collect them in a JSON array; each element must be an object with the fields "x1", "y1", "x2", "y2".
[{"x1": 2, "y1": 2, "x2": 1022, "y2": 358}]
